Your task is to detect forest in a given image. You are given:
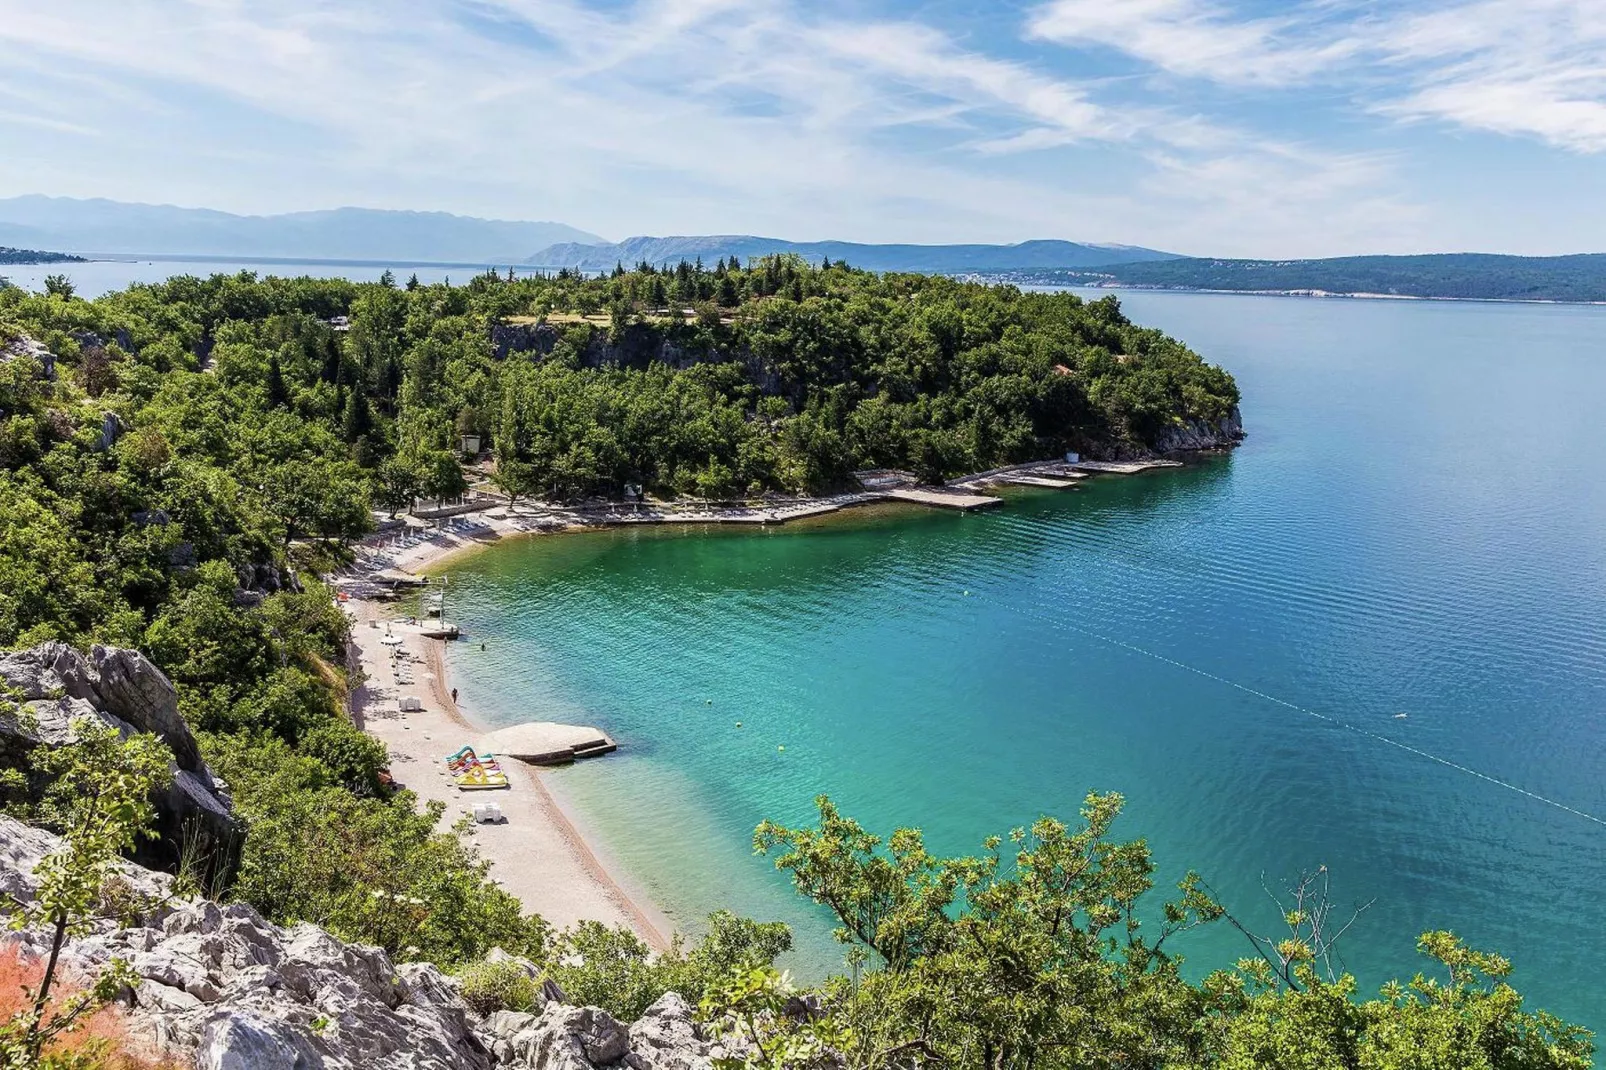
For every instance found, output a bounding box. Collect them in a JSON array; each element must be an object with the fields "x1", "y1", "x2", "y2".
[
  {"x1": 1030, "y1": 252, "x2": 1606, "y2": 303},
  {"x1": 0, "y1": 261, "x2": 1586, "y2": 1069}
]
